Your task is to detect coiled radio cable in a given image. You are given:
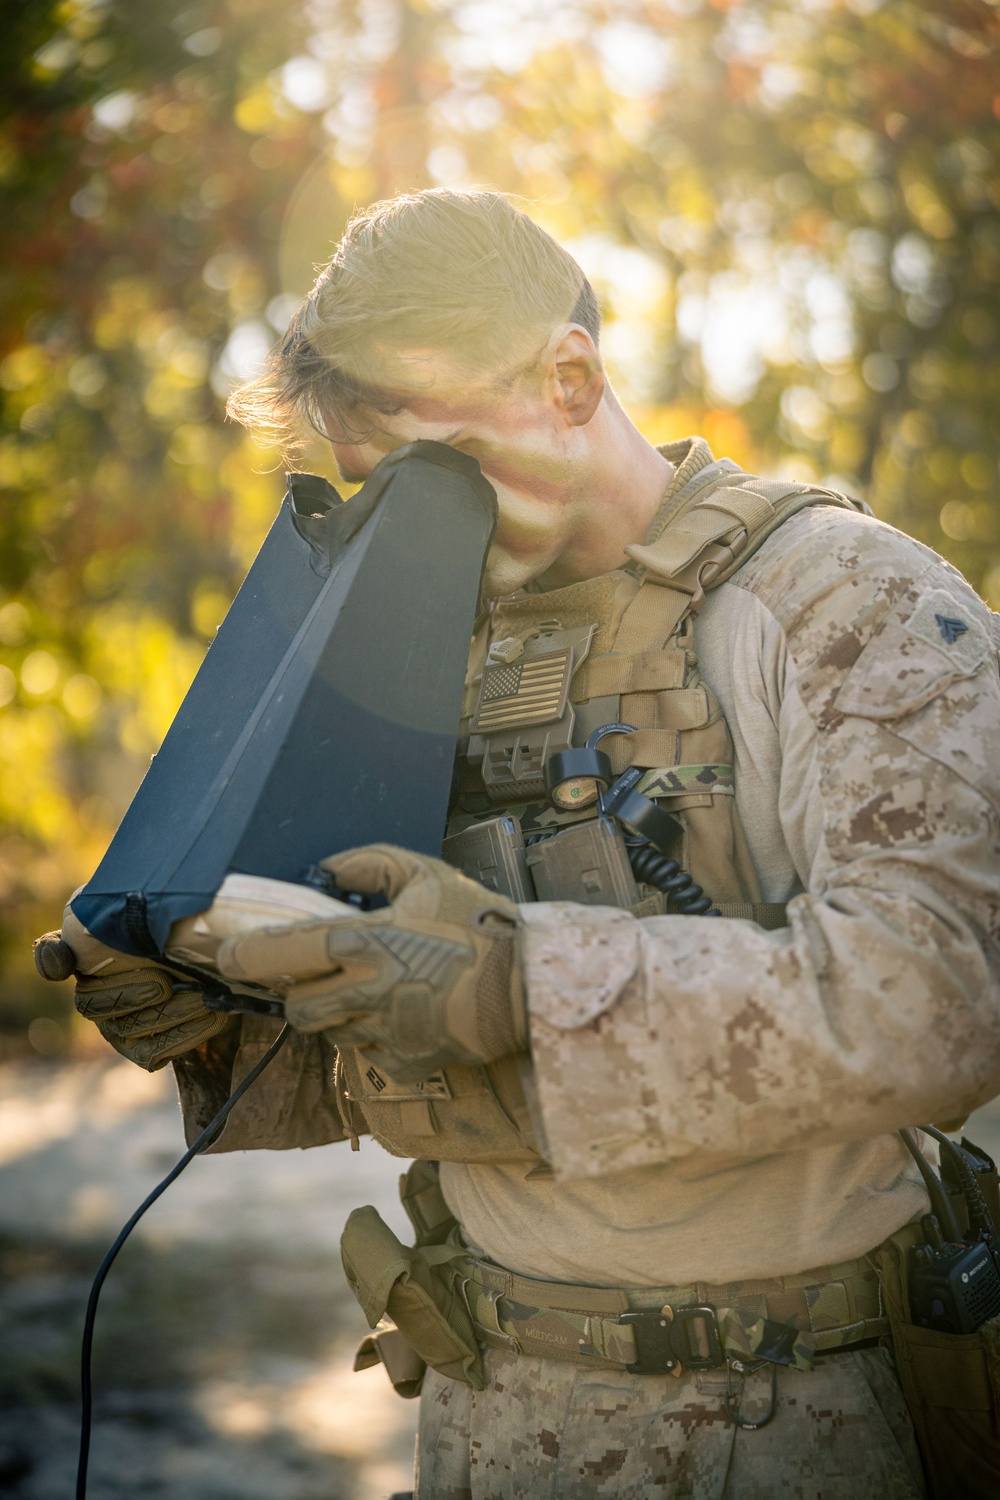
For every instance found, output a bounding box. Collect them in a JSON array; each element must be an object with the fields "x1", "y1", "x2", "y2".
[{"x1": 624, "y1": 836, "x2": 717, "y2": 915}]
